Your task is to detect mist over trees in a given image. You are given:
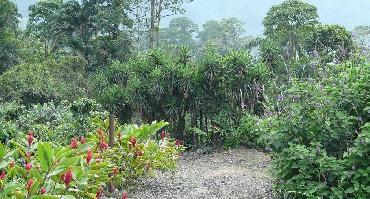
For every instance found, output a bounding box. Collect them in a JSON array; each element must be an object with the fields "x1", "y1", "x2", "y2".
[{"x1": 0, "y1": 0, "x2": 369, "y2": 198}]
